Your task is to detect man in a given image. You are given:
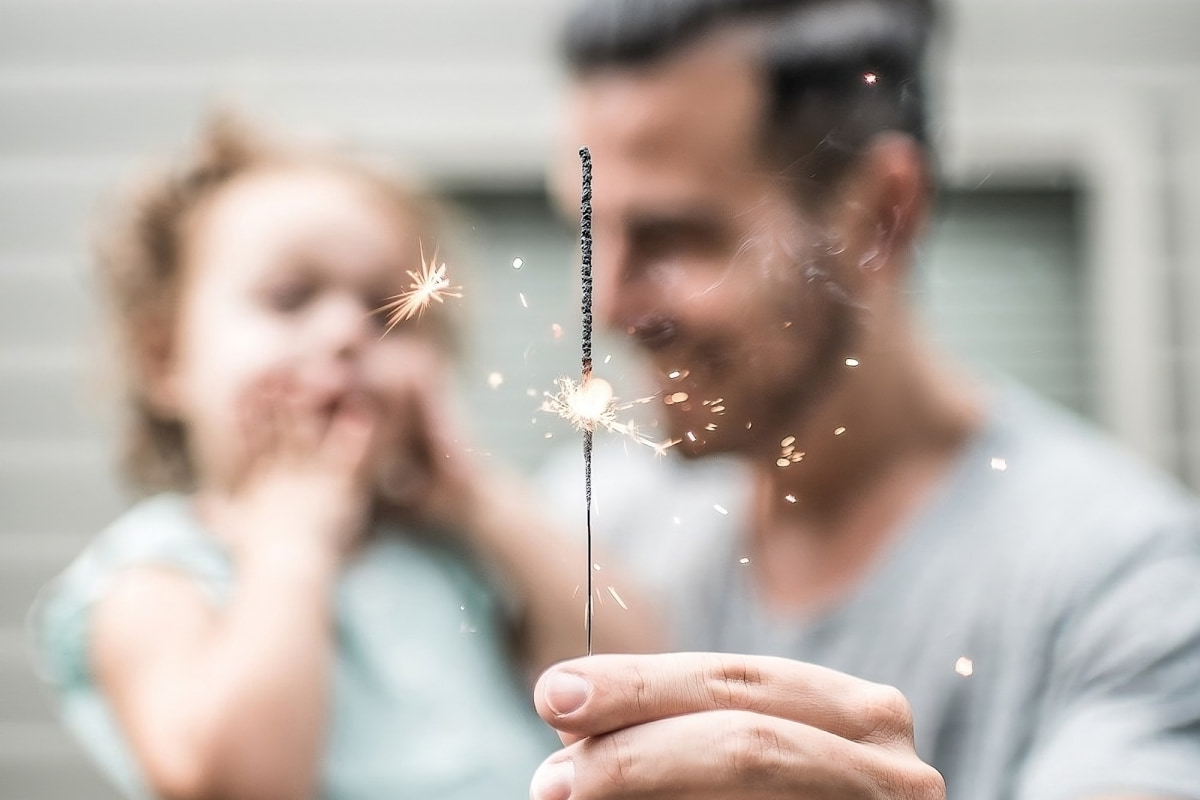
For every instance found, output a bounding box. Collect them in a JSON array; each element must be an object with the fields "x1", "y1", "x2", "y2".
[{"x1": 527, "y1": 1, "x2": 1200, "y2": 798}]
